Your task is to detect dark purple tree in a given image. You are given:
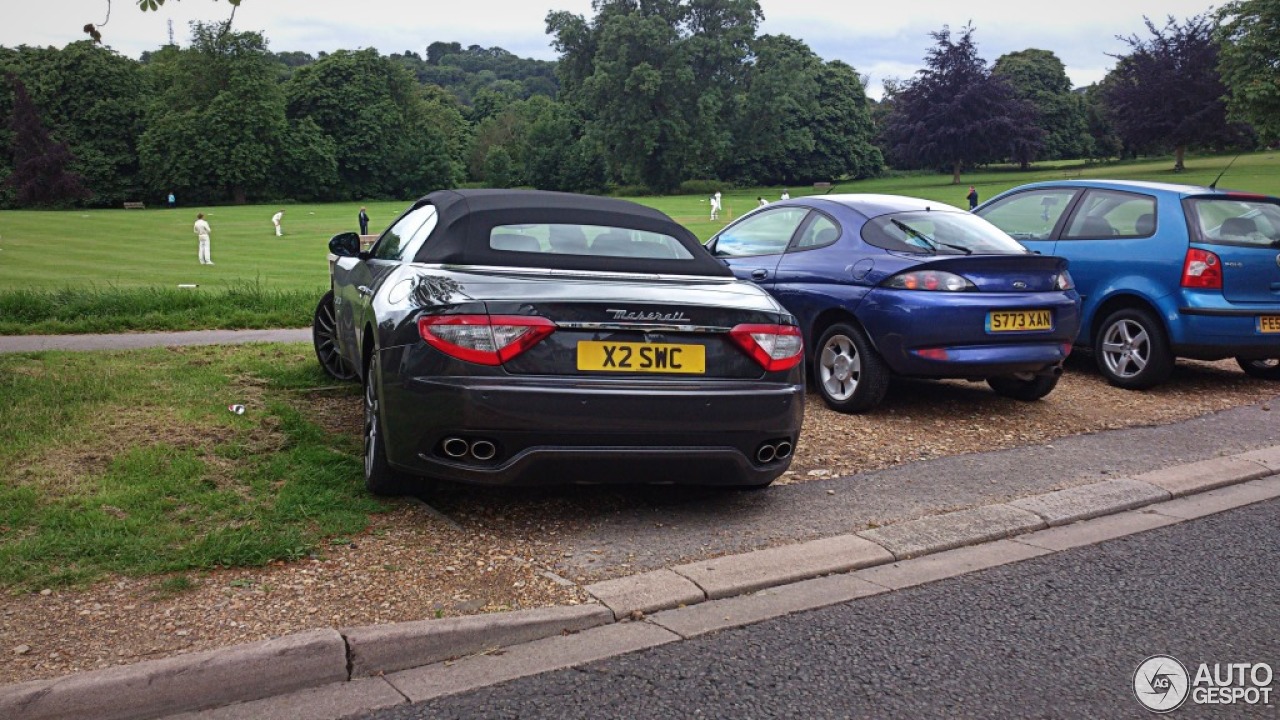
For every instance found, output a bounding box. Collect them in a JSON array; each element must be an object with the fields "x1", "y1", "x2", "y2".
[
  {"x1": 1100, "y1": 14, "x2": 1249, "y2": 172},
  {"x1": 4, "y1": 76, "x2": 91, "y2": 207},
  {"x1": 879, "y1": 24, "x2": 1041, "y2": 183}
]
